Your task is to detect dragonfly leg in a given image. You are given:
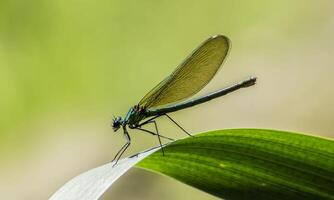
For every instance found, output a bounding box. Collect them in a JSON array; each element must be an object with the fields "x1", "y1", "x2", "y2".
[
  {"x1": 112, "y1": 127, "x2": 131, "y2": 167},
  {"x1": 135, "y1": 127, "x2": 174, "y2": 141},
  {"x1": 164, "y1": 114, "x2": 193, "y2": 137},
  {"x1": 151, "y1": 120, "x2": 164, "y2": 156},
  {"x1": 137, "y1": 115, "x2": 162, "y2": 127},
  {"x1": 111, "y1": 141, "x2": 127, "y2": 162},
  {"x1": 135, "y1": 121, "x2": 173, "y2": 156}
]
